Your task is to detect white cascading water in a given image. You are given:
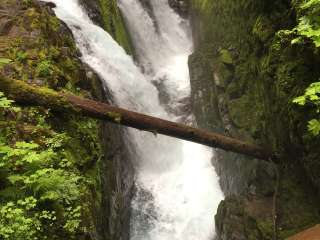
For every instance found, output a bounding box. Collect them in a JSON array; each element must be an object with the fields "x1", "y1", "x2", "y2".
[{"x1": 40, "y1": 1, "x2": 224, "y2": 239}]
